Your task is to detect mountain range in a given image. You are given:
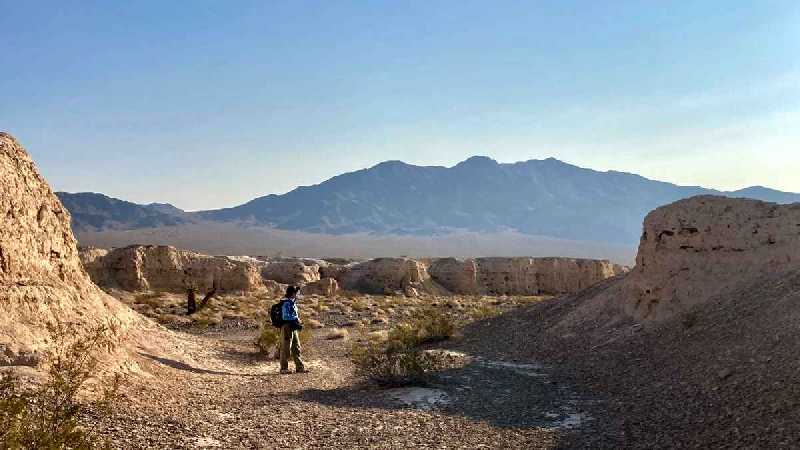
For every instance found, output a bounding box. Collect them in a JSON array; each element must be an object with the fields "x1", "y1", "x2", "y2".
[{"x1": 56, "y1": 156, "x2": 800, "y2": 246}]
